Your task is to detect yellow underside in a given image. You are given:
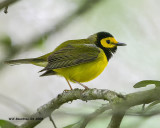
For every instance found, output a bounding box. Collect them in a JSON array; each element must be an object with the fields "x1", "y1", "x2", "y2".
[{"x1": 54, "y1": 49, "x2": 108, "y2": 83}]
